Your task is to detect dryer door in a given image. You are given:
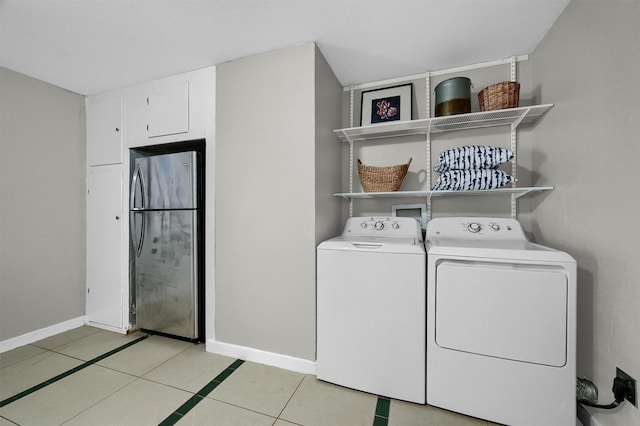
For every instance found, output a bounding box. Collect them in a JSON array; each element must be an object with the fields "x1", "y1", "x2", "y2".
[{"x1": 435, "y1": 260, "x2": 568, "y2": 367}]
